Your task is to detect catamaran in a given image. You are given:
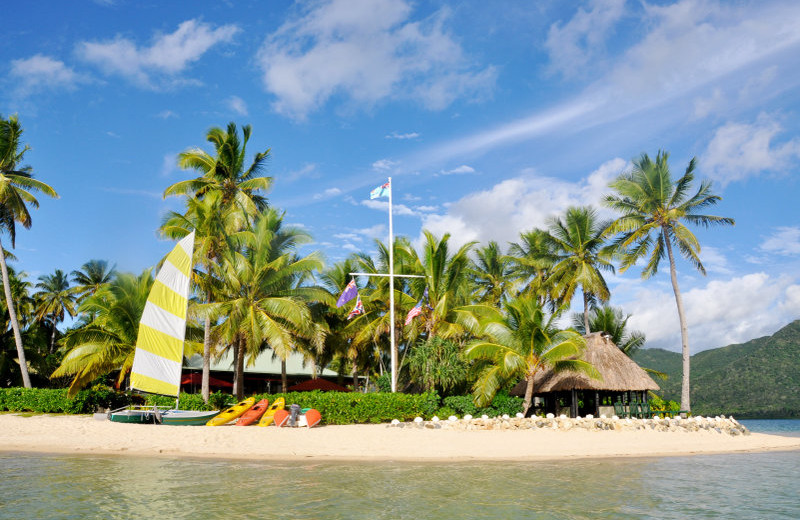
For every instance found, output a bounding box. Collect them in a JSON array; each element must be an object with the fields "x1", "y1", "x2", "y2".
[{"x1": 108, "y1": 231, "x2": 220, "y2": 425}]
